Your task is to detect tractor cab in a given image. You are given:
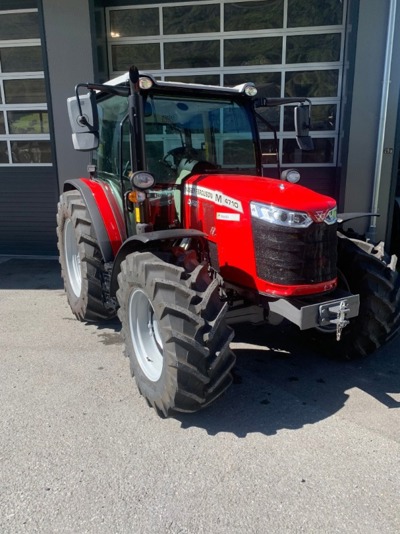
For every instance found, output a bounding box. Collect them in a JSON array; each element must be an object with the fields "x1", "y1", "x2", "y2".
[{"x1": 68, "y1": 69, "x2": 262, "y2": 230}]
